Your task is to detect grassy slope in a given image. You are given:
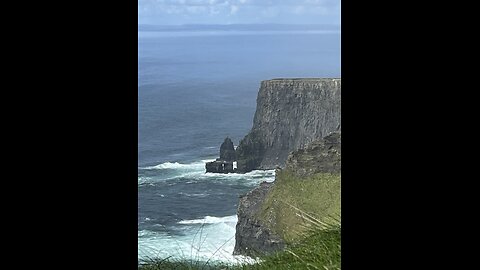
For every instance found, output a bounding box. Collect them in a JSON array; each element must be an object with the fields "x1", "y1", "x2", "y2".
[{"x1": 258, "y1": 171, "x2": 341, "y2": 243}]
